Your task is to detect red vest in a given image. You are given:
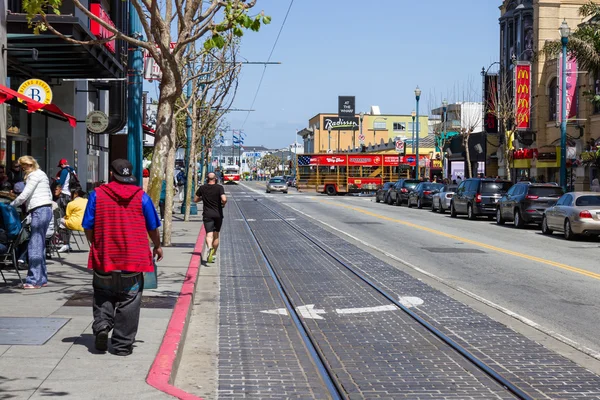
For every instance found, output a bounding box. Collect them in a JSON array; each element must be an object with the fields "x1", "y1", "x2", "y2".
[{"x1": 88, "y1": 181, "x2": 154, "y2": 273}]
